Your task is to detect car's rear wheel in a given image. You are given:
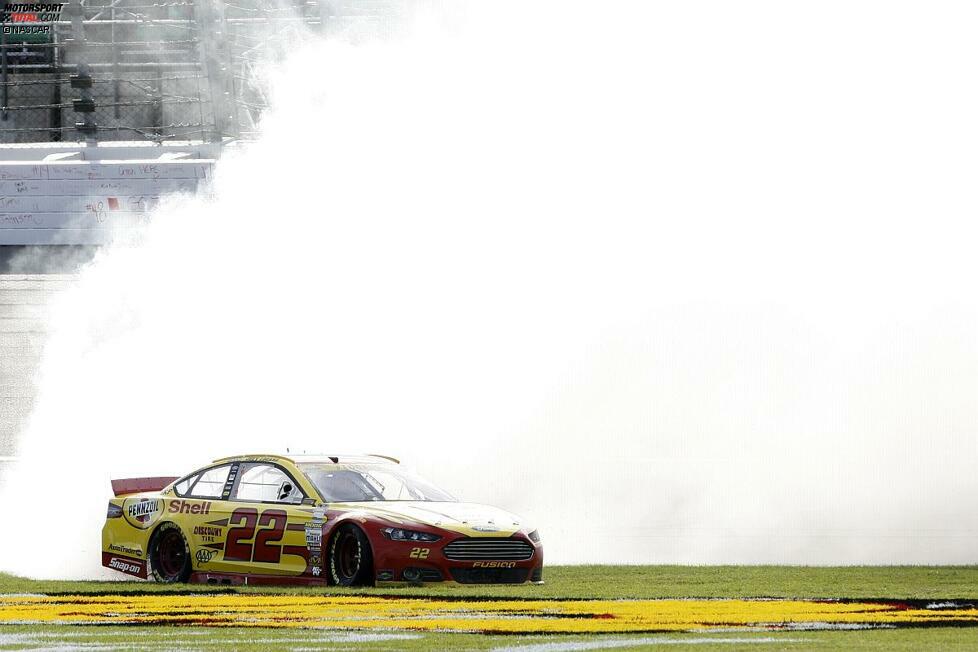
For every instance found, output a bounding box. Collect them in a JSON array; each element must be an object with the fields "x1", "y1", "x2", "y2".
[
  {"x1": 149, "y1": 522, "x2": 191, "y2": 583},
  {"x1": 329, "y1": 524, "x2": 373, "y2": 586}
]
